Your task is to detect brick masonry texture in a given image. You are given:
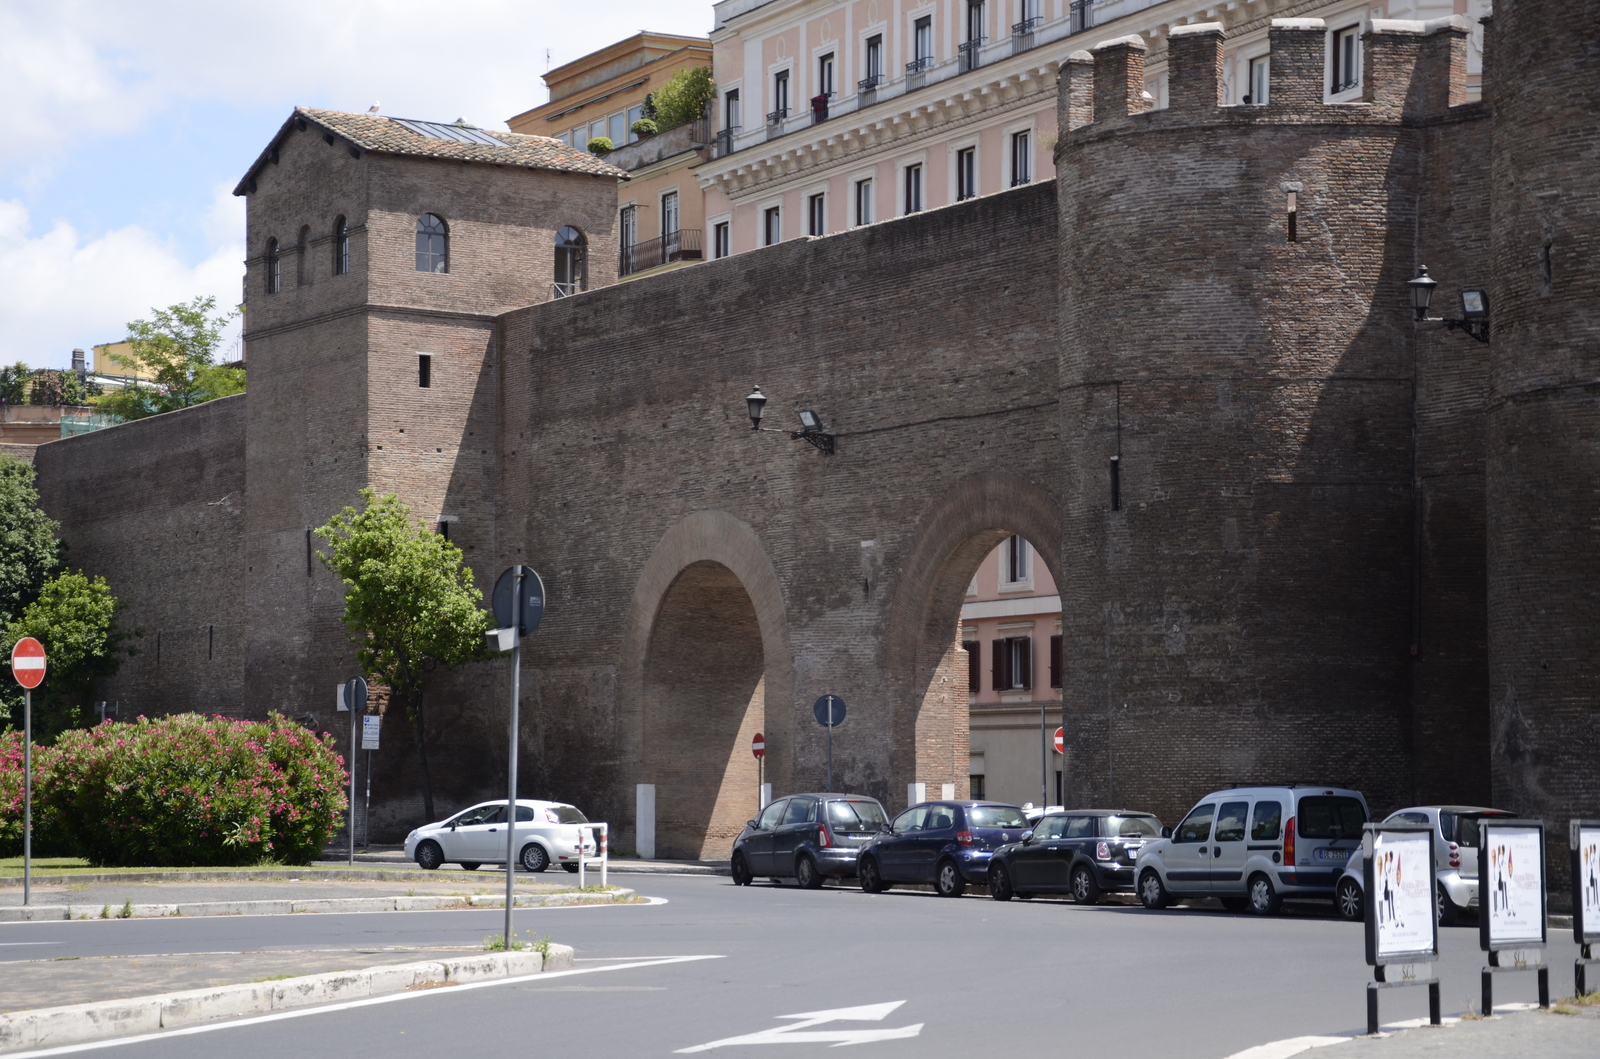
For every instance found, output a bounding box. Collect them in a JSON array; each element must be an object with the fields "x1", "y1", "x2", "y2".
[{"x1": 27, "y1": 16, "x2": 1600, "y2": 887}]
